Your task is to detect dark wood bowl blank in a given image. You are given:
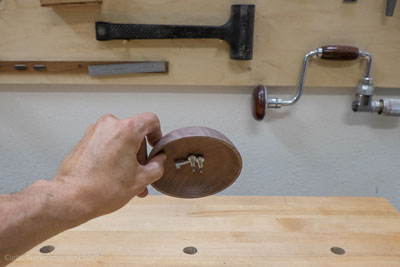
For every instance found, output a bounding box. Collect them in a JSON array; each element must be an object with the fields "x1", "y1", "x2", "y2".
[{"x1": 148, "y1": 126, "x2": 242, "y2": 199}]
